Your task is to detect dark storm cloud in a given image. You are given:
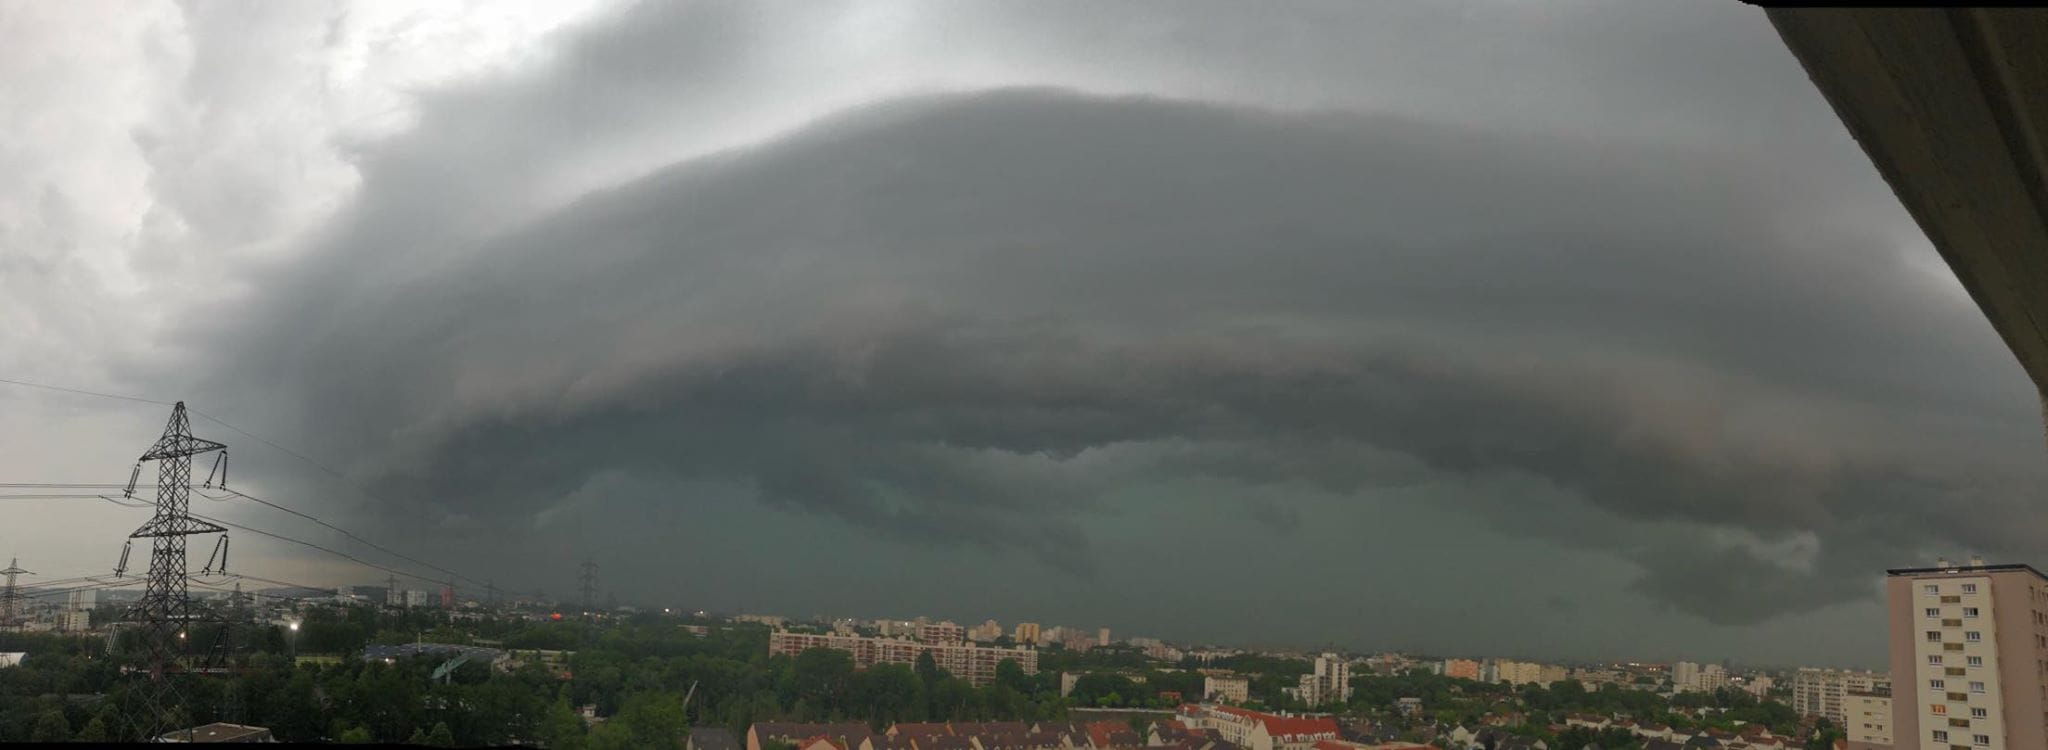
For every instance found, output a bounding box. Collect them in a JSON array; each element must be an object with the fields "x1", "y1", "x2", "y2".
[{"x1": 189, "y1": 81, "x2": 2047, "y2": 626}]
